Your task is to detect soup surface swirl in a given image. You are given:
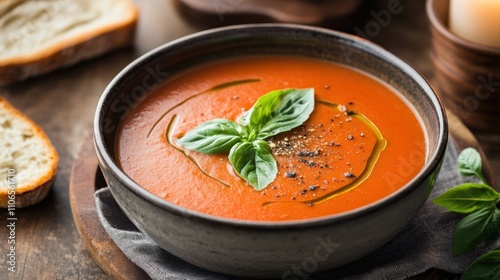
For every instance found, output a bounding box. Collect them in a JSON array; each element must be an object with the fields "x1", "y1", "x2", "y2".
[{"x1": 117, "y1": 56, "x2": 426, "y2": 221}]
